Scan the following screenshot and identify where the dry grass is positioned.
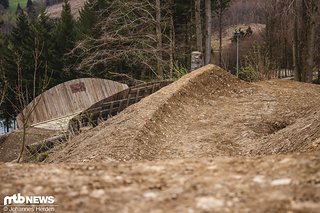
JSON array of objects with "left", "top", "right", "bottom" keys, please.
[{"left": 46, "top": 0, "right": 86, "bottom": 18}]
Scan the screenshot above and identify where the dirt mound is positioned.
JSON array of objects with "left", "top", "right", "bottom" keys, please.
[
  {"left": 0, "top": 128, "right": 57, "bottom": 162},
  {"left": 45, "top": 65, "right": 320, "bottom": 163},
  {"left": 2, "top": 65, "right": 320, "bottom": 212},
  {"left": 45, "top": 65, "right": 245, "bottom": 162}
]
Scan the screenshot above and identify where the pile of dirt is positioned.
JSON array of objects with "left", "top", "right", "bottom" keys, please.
[
  {"left": 45, "top": 65, "right": 320, "bottom": 163},
  {"left": 0, "top": 128, "right": 57, "bottom": 162},
  {"left": 44, "top": 65, "right": 245, "bottom": 162},
  {"left": 1, "top": 64, "right": 320, "bottom": 212}
]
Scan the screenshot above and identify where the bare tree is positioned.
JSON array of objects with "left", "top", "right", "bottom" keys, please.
[
  {"left": 0, "top": 80, "right": 6, "bottom": 108},
  {"left": 0, "top": 64, "right": 6, "bottom": 108},
  {"left": 214, "top": 0, "right": 231, "bottom": 67},
  {"left": 169, "top": 2, "right": 175, "bottom": 78},
  {"left": 8, "top": 38, "right": 51, "bottom": 163},
  {"left": 301, "top": 0, "right": 318, "bottom": 82},
  {"left": 204, "top": 0, "right": 212, "bottom": 65},
  {"left": 293, "top": 0, "right": 318, "bottom": 82},
  {"left": 0, "top": 38, "right": 6, "bottom": 108},
  {"left": 195, "top": 0, "right": 203, "bottom": 53},
  {"left": 293, "top": 0, "right": 301, "bottom": 81},
  {"left": 73, "top": 0, "right": 172, "bottom": 79},
  {"left": 156, "top": 0, "right": 163, "bottom": 79}
]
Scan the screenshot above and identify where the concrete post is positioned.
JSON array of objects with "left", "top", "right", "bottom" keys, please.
[{"left": 191, "top": 51, "right": 204, "bottom": 71}]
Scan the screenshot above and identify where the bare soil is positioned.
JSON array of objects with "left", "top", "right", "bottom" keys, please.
[
  {"left": 0, "top": 128, "right": 57, "bottom": 162},
  {"left": 0, "top": 65, "right": 320, "bottom": 212}
]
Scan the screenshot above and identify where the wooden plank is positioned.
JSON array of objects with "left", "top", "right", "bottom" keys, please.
[{"left": 16, "top": 78, "right": 128, "bottom": 128}]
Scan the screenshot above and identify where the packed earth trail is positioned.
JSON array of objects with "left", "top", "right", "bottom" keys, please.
[{"left": 1, "top": 65, "right": 320, "bottom": 212}]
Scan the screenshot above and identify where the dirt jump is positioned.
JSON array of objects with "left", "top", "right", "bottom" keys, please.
[{"left": 1, "top": 65, "right": 319, "bottom": 212}]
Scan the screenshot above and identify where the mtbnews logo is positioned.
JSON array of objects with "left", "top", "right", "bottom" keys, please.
[
  {"left": 4, "top": 193, "right": 55, "bottom": 205},
  {"left": 2, "top": 194, "right": 56, "bottom": 212}
]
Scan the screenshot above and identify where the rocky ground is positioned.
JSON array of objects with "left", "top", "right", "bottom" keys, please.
[{"left": 0, "top": 65, "right": 319, "bottom": 212}]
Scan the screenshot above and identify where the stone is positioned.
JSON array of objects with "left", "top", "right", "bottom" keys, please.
[
  {"left": 271, "top": 178, "right": 292, "bottom": 186},
  {"left": 196, "top": 197, "right": 224, "bottom": 210},
  {"left": 90, "top": 189, "right": 105, "bottom": 198},
  {"left": 143, "top": 191, "right": 158, "bottom": 199},
  {"left": 253, "top": 175, "right": 265, "bottom": 184}
]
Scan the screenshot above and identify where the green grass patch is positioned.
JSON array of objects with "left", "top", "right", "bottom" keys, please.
[{"left": 8, "top": 0, "right": 28, "bottom": 12}]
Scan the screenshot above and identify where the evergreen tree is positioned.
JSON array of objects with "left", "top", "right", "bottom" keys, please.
[
  {"left": 4, "top": 12, "right": 33, "bottom": 112},
  {"left": 76, "top": 0, "right": 96, "bottom": 38},
  {"left": 0, "top": 12, "right": 34, "bottom": 125},
  {"left": 10, "top": 11, "right": 33, "bottom": 56},
  {"left": 26, "top": 0, "right": 33, "bottom": 8},
  {"left": 54, "top": 0, "right": 76, "bottom": 78},
  {"left": 0, "top": 0, "right": 9, "bottom": 9},
  {"left": 31, "top": 12, "right": 63, "bottom": 86},
  {"left": 56, "top": 0, "right": 75, "bottom": 52},
  {"left": 16, "top": 3, "right": 23, "bottom": 15},
  {"left": 26, "top": 0, "right": 35, "bottom": 15},
  {"left": 1, "top": 11, "right": 59, "bottom": 127},
  {"left": 77, "top": 0, "right": 110, "bottom": 39}
]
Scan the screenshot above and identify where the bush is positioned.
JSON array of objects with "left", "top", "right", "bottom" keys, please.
[{"left": 239, "top": 42, "right": 271, "bottom": 82}]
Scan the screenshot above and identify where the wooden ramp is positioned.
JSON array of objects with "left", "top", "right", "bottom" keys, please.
[
  {"left": 68, "top": 80, "right": 173, "bottom": 134},
  {"left": 16, "top": 78, "right": 128, "bottom": 130}
]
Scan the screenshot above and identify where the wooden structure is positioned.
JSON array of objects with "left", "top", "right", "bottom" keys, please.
[
  {"left": 68, "top": 80, "right": 173, "bottom": 133},
  {"left": 16, "top": 78, "right": 128, "bottom": 129}
]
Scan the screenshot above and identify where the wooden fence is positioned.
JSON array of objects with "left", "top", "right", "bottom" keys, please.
[
  {"left": 16, "top": 78, "right": 128, "bottom": 128},
  {"left": 68, "top": 80, "right": 173, "bottom": 133}
]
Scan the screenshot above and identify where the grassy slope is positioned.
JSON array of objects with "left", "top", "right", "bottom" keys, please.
[{"left": 8, "top": 0, "right": 28, "bottom": 12}]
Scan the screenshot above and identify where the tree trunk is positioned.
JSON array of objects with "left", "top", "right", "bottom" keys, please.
[
  {"left": 169, "top": 7, "right": 175, "bottom": 78},
  {"left": 300, "top": 0, "right": 308, "bottom": 82},
  {"left": 195, "top": 0, "right": 203, "bottom": 53},
  {"left": 204, "top": 0, "right": 212, "bottom": 65},
  {"left": 17, "top": 118, "right": 26, "bottom": 163},
  {"left": 305, "top": 0, "right": 317, "bottom": 82},
  {"left": 300, "top": 0, "right": 316, "bottom": 82},
  {"left": 293, "top": 0, "right": 301, "bottom": 81},
  {"left": 156, "top": 0, "right": 163, "bottom": 79},
  {"left": 219, "top": 6, "right": 223, "bottom": 67}
]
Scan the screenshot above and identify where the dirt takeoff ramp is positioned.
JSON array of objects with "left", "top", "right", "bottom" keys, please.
[
  {"left": 46, "top": 64, "right": 320, "bottom": 163},
  {"left": 45, "top": 64, "right": 246, "bottom": 162},
  {"left": 1, "top": 64, "right": 320, "bottom": 212}
]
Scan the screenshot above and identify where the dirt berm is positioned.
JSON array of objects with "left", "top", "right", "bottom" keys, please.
[
  {"left": 1, "top": 65, "right": 320, "bottom": 212},
  {"left": 45, "top": 64, "right": 320, "bottom": 163}
]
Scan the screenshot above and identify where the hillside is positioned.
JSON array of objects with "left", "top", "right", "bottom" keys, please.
[
  {"left": 8, "top": 0, "right": 27, "bottom": 12},
  {"left": 46, "top": 0, "right": 85, "bottom": 17},
  {"left": 1, "top": 65, "right": 319, "bottom": 212},
  {"left": 211, "top": 23, "right": 266, "bottom": 50}
]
